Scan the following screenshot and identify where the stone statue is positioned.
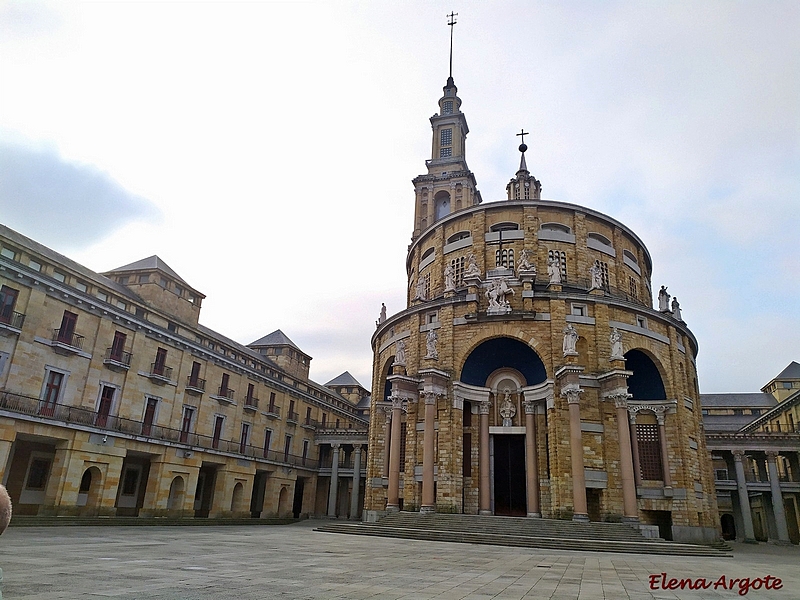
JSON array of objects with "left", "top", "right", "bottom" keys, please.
[
  {"left": 486, "top": 277, "right": 514, "bottom": 310},
  {"left": 589, "top": 262, "right": 603, "bottom": 291},
  {"left": 499, "top": 390, "right": 517, "bottom": 427},
  {"left": 671, "top": 297, "right": 683, "bottom": 321},
  {"left": 562, "top": 323, "right": 579, "bottom": 356},
  {"left": 610, "top": 327, "right": 624, "bottom": 360},
  {"left": 658, "top": 286, "right": 670, "bottom": 312},
  {"left": 414, "top": 277, "right": 427, "bottom": 302},
  {"left": 464, "top": 253, "right": 481, "bottom": 278},
  {"left": 425, "top": 329, "right": 438, "bottom": 360},
  {"left": 376, "top": 302, "right": 387, "bottom": 327},
  {"left": 516, "top": 248, "right": 535, "bottom": 274},
  {"left": 394, "top": 339, "right": 406, "bottom": 366},
  {"left": 444, "top": 263, "right": 456, "bottom": 292},
  {"left": 547, "top": 257, "right": 562, "bottom": 285}
]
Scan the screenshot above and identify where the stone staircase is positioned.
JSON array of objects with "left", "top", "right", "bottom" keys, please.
[{"left": 315, "top": 512, "right": 731, "bottom": 557}]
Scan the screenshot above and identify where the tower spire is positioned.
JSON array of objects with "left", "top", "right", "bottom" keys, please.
[
  {"left": 506, "top": 128, "right": 541, "bottom": 201},
  {"left": 447, "top": 11, "right": 458, "bottom": 84}
]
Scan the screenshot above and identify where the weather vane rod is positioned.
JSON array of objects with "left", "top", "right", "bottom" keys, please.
[{"left": 447, "top": 11, "right": 458, "bottom": 80}]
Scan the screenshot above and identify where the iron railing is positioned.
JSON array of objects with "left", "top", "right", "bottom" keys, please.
[
  {"left": 149, "top": 362, "right": 173, "bottom": 379},
  {"left": 0, "top": 311, "right": 25, "bottom": 329},
  {"left": 104, "top": 347, "right": 132, "bottom": 366},
  {"left": 0, "top": 390, "right": 318, "bottom": 469},
  {"left": 52, "top": 328, "right": 84, "bottom": 349},
  {"left": 186, "top": 376, "right": 206, "bottom": 392}
]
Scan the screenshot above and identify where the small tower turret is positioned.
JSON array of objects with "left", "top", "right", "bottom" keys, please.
[{"left": 506, "top": 129, "right": 541, "bottom": 201}]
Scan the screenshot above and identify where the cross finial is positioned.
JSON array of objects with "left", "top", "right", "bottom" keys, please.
[
  {"left": 447, "top": 12, "right": 458, "bottom": 80},
  {"left": 517, "top": 129, "right": 529, "bottom": 153}
]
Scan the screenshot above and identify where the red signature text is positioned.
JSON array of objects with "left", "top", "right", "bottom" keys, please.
[{"left": 649, "top": 573, "right": 783, "bottom": 596}]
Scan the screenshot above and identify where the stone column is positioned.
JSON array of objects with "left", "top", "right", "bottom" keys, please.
[
  {"left": 382, "top": 407, "right": 391, "bottom": 478},
  {"left": 386, "top": 395, "right": 404, "bottom": 511},
  {"left": 733, "top": 450, "right": 756, "bottom": 542},
  {"left": 766, "top": 451, "right": 791, "bottom": 544},
  {"left": 612, "top": 394, "right": 638, "bottom": 522},
  {"left": 327, "top": 443, "right": 341, "bottom": 518},
  {"left": 563, "top": 383, "right": 588, "bottom": 522},
  {"left": 628, "top": 413, "right": 642, "bottom": 488},
  {"left": 350, "top": 445, "right": 363, "bottom": 521},
  {"left": 655, "top": 410, "right": 672, "bottom": 489},
  {"left": 421, "top": 392, "right": 437, "bottom": 514},
  {"left": 523, "top": 399, "right": 540, "bottom": 517},
  {"left": 478, "top": 399, "right": 492, "bottom": 515}
]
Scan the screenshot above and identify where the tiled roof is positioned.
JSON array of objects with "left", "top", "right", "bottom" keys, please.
[
  {"left": 107, "top": 255, "right": 191, "bottom": 287},
  {"left": 325, "top": 371, "right": 365, "bottom": 388},
  {"left": 248, "top": 329, "right": 303, "bottom": 352},
  {"left": 699, "top": 393, "right": 777, "bottom": 408},
  {"left": 773, "top": 361, "right": 800, "bottom": 381}
]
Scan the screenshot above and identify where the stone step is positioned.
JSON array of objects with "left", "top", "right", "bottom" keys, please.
[
  {"left": 9, "top": 516, "right": 297, "bottom": 527},
  {"left": 314, "top": 522, "right": 731, "bottom": 557}
]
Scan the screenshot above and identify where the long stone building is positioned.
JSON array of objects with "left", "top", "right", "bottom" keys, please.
[
  {"left": 364, "top": 72, "right": 720, "bottom": 544},
  {"left": 0, "top": 224, "right": 368, "bottom": 519}
]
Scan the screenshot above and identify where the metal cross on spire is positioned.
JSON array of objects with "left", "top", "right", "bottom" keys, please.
[
  {"left": 517, "top": 129, "right": 529, "bottom": 152},
  {"left": 447, "top": 11, "right": 458, "bottom": 80}
]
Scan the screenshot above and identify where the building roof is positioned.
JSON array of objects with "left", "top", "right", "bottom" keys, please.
[
  {"left": 773, "top": 361, "right": 800, "bottom": 381},
  {"left": 107, "top": 255, "right": 191, "bottom": 287},
  {"left": 739, "top": 388, "right": 800, "bottom": 433},
  {"left": 325, "top": 371, "right": 365, "bottom": 388},
  {"left": 248, "top": 329, "right": 308, "bottom": 355},
  {"left": 699, "top": 393, "right": 777, "bottom": 409}
]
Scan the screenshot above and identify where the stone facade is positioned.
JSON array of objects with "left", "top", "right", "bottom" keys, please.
[
  {"left": 364, "top": 74, "right": 720, "bottom": 543},
  {"left": 0, "top": 224, "right": 367, "bottom": 520}
]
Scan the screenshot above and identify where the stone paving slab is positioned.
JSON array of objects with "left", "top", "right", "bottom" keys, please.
[{"left": 0, "top": 520, "right": 798, "bottom": 599}]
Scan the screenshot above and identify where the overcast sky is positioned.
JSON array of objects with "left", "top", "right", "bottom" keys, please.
[{"left": 1, "top": 0, "right": 798, "bottom": 394}]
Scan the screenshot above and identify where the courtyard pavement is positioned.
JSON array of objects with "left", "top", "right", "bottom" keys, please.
[{"left": 0, "top": 520, "right": 798, "bottom": 600}]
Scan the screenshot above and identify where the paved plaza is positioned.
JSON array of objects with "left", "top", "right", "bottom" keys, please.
[{"left": 0, "top": 520, "right": 798, "bottom": 599}]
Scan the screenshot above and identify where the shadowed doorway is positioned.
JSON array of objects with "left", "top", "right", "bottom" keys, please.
[{"left": 493, "top": 434, "right": 526, "bottom": 516}]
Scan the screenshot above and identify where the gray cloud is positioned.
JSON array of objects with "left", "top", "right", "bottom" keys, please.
[{"left": 0, "top": 141, "right": 161, "bottom": 249}]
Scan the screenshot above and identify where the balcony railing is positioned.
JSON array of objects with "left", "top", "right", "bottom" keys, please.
[
  {"left": 286, "top": 411, "right": 299, "bottom": 424},
  {"left": 212, "top": 386, "right": 235, "bottom": 404},
  {"left": 52, "top": 328, "right": 84, "bottom": 350},
  {"left": 0, "top": 390, "right": 319, "bottom": 469},
  {"left": 103, "top": 347, "right": 132, "bottom": 368},
  {"left": 266, "top": 404, "right": 281, "bottom": 418},
  {"left": 244, "top": 395, "right": 259, "bottom": 410},
  {"left": 302, "top": 417, "right": 319, "bottom": 430},
  {"left": 0, "top": 311, "right": 25, "bottom": 330},
  {"left": 185, "top": 376, "right": 206, "bottom": 394},
  {"left": 148, "top": 362, "right": 173, "bottom": 382}
]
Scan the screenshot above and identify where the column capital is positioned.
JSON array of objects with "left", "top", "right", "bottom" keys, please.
[
  {"left": 353, "top": 444, "right": 363, "bottom": 454},
  {"left": 522, "top": 399, "right": 538, "bottom": 415},
  {"left": 766, "top": 450, "right": 779, "bottom": 461},
  {"left": 422, "top": 391, "right": 439, "bottom": 405},
  {"left": 732, "top": 449, "right": 747, "bottom": 461},
  {"left": 477, "top": 399, "right": 492, "bottom": 415},
  {"left": 331, "top": 442, "right": 341, "bottom": 450},
  {"left": 560, "top": 382, "right": 583, "bottom": 405},
  {"left": 603, "top": 386, "right": 632, "bottom": 408}
]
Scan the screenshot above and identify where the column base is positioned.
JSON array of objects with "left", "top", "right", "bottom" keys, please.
[
  {"left": 386, "top": 504, "right": 400, "bottom": 513},
  {"left": 768, "top": 539, "right": 792, "bottom": 546},
  {"left": 741, "top": 538, "right": 758, "bottom": 544},
  {"left": 327, "top": 514, "right": 337, "bottom": 519},
  {"left": 572, "top": 513, "right": 590, "bottom": 523},
  {"left": 621, "top": 515, "right": 640, "bottom": 525},
  {"left": 479, "top": 509, "right": 493, "bottom": 516},
  {"left": 527, "top": 512, "right": 542, "bottom": 518},
  {"left": 420, "top": 505, "right": 436, "bottom": 515}
]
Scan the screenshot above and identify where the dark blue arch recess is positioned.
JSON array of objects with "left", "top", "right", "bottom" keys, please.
[
  {"left": 460, "top": 337, "right": 547, "bottom": 387},
  {"left": 624, "top": 349, "right": 667, "bottom": 400}
]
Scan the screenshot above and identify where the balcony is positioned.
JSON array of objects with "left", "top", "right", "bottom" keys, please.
[
  {"left": 302, "top": 418, "right": 319, "bottom": 431},
  {"left": 51, "top": 328, "right": 84, "bottom": 355},
  {"left": 103, "top": 347, "right": 132, "bottom": 370},
  {"left": 265, "top": 404, "right": 281, "bottom": 419},
  {"left": 0, "top": 311, "right": 25, "bottom": 333},
  {"left": 185, "top": 376, "right": 206, "bottom": 396},
  {"left": 286, "top": 411, "right": 299, "bottom": 425},
  {"left": 243, "top": 395, "right": 259, "bottom": 412},
  {"left": 147, "top": 362, "right": 173, "bottom": 385},
  {"left": 0, "top": 390, "right": 319, "bottom": 469},
  {"left": 211, "top": 386, "right": 235, "bottom": 405}
]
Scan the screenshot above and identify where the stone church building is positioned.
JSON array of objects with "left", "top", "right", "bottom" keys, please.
[{"left": 364, "top": 72, "right": 720, "bottom": 544}]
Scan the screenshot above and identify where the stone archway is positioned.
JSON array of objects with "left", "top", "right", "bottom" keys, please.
[
  {"left": 278, "top": 486, "right": 290, "bottom": 517},
  {"left": 624, "top": 349, "right": 667, "bottom": 400},
  {"left": 78, "top": 466, "right": 103, "bottom": 516},
  {"left": 167, "top": 476, "right": 185, "bottom": 513},
  {"left": 460, "top": 337, "right": 547, "bottom": 388},
  {"left": 231, "top": 482, "right": 244, "bottom": 514}
]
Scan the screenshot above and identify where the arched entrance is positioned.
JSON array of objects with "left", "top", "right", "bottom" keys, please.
[
  {"left": 167, "top": 476, "right": 185, "bottom": 513},
  {"left": 77, "top": 466, "right": 103, "bottom": 516},
  {"left": 460, "top": 337, "right": 548, "bottom": 516}
]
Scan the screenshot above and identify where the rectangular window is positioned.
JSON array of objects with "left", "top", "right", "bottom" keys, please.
[
  {"left": 142, "top": 397, "right": 158, "bottom": 436},
  {"left": 220, "top": 373, "right": 230, "bottom": 396},
  {"left": 110, "top": 331, "right": 127, "bottom": 361},
  {"left": 321, "top": 413, "right": 327, "bottom": 427},
  {"left": 283, "top": 435, "right": 292, "bottom": 462},
  {"left": 180, "top": 406, "right": 194, "bottom": 443},
  {"left": 41, "top": 370, "right": 64, "bottom": 415},
  {"left": 97, "top": 291, "right": 108, "bottom": 302},
  {"left": 212, "top": 415, "right": 224, "bottom": 449},
  {"left": 28, "top": 259, "right": 41, "bottom": 272},
  {"left": 153, "top": 347, "right": 167, "bottom": 376},
  {"left": 441, "top": 128, "right": 452, "bottom": 146},
  {"left": 189, "top": 361, "right": 202, "bottom": 387},
  {"left": 440, "top": 147, "right": 452, "bottom": 158},
  {"left": 58, "top": 310, "right": 78, "bottom": 343},
  {"left": 268, "top": 392, "right": 276, "bottom": 413},
  {"left": 288, "top": 399, "right": 295, "bottom": 420},
  {"left": 246, "top": 383, "right": 255, "bottom": 403},
  {"left": 463, "top": 432, "right": 472, "bottom": 477},
  {"left": 138, "top": 274, "right": 149, "bottom": 284},
  {"left": 263, "top": 429, "right": 272, "bottom": 458},
  {"left": 26, "top": 457, "right": 51, "bottom": 490},
  {"left": 594, "top": 259, "right": 609, "bottom": 289},
  {"left": 0, "top": 247, "right": 17, "bottom": 260},
  {"left": 637, "top": 424, "right": 664, "bottom": 480},
  {"left": 442, "top": 100, "right": 453, "bottom": 115},
  {"left": 302, "top": 440, "right": 309, "bottom": 465},
  {"left": 239, "top": 423, "right": 250, "bottom": 454},
  {"left": 96, "top": 385, "right": 115, "bottom": 427},
  {"left": 629, "top": 276, "right": 639, "bottom": 300},
  {"left": 53, "top": 270, "right": 66, "bottom": 282},
  {"left": 121, "top": 468, "right": 139, "bottom": 496},
  {"left": 571, "top": 304, "right": 586, "bottom": 317},
  {"left": 75, "top": 281, "right": 88, "bottom": 293},
  {"left": 0, "top": 285, "right": 19, "bottom": 324},
  {"left": 305, "top": 406, "right": 312, "bottom": 425},
  {"left": 450, "top": 256, "right": 465, "bottom": 287},
  {"left": 548, "top": 249, "right": 567, "bottom": 279}
]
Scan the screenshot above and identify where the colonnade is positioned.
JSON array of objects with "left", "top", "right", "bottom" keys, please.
[{"left": 324, "top": 442, "right": 365, "bottom": 519}]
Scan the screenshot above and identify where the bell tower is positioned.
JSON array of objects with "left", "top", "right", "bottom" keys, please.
[{"left": 411, "top": 13, "right": 481, "bottom": 241}]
